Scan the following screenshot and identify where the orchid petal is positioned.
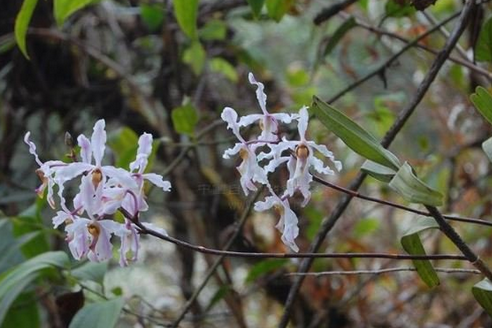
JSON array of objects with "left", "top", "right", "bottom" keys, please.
[
  {"left": 238, "top": 114, "right": 263, "bottom": 127},
  {"left": 91, "top": 119, "right": 106, "bottom": 167},
  {"left": 297, "top": 106, "right": 309, "bottom": 141},
  {"left": 24, "top": 132, "right": 42, "bottom": 167},
  {"left": 130, "top": 133, "right": 153, "bottom": 172},
  {"left": 248, "top": 73, "right": 268, "bottom": 114},
  {"left": 143, "top": 173, "right": 172, "bottom": 191},
  {"left": 77, "top": 134, "right": 92, "bottom": 164}
]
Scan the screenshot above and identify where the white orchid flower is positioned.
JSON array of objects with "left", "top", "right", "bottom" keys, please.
[
  {"left": 221, "top": 107, "right": 268, "bottom": 195},
  {"left": 238, "top": 73, "right": 293, "bottom": 142},
  {"left": 254, "top": 184, "right": 300, "bottom": 252}
]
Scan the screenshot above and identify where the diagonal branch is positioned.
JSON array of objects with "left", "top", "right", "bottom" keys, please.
[{"left": 278, "top": 2, "right": 477, "bottom": 327}]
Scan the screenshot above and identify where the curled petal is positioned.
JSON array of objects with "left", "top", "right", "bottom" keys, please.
[
  {"left": 248, "top": 73, "right": 268, "bottom": 115},
  {"left": 143, "top": 173, "right": 172, "bottom": 191},
  {"left": 24, "top": 132, "right": 42, "bottom": 167},
  {"left": 254, "top": 196, "right": 277, "bottom": 212},
  {"left": 308, "top": 142, "right": 342, "bottom": 171},
  {"left": 310, "top": 156, "right": 335, "bottom": 175},
  {"left": 221, "top": 107, "right": 243, "bottom": 141},
  {"left": 223, "top": 143, "right": 243, "bottom": 159}
]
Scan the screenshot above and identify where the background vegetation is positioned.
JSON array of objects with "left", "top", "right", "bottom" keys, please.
[{"left": 2, "top": 0, "right": 492, "bottom": 327}]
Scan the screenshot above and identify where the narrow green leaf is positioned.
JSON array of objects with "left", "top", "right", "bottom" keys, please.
[
  {"left": 173, "top": 0, "right": 198, "bottom": 39},
  {"left": 0, "top": 274, "right": 38, "bottom": 327},
  {"left": 401, "top": 217, "right": 440, "bottom": 288},
  {"left": 311, "top": 96, "right": 400, "bottom": 170},
  {"left": 361, "top": 160, "right": 397, "bottom": 183},
  {"left": 475, "top": 16, "right": 492, "bottom": 62},
  {"left": 265, "top": 0, "right": 291, "bottom": 22},
  {"left": 54, "top": 0, "right": 101, "bottom": 27},
  {"left": 140, "top": 4, "right": 165, "bottom": 32},
  {"left": 183, "top": 41, "right": 206, "bottom": 76},
  {"left": 245, "top": 259, "right": 288, "bottom": 283},
  {"left": 247, "top": 0, "right": 265, "bottom": 18},
  {"left": 482, "top": 137, "right": 492, "bottom": 163},
  {"left": 171, "top": 101, "right": 199, "bottom": 136},
  {"left": 209, "top": 57, "right": 238, "bottom": 82},
  {"left": 14, "top": 0, "right": 38, "bottom": 59},
  {"left": 389, "top": 162, "right": 443, "bottom": 206},
  {"left": 323, "top": 17, "right": 357, "bottom": 57},
  {"left": 70, "top": 261, "right": 108, "bottom": 286},
  {"left": 69, "top": 297, "right": 124, "bottom": 328},
  {"left": 473, "top": 279, "right": 492, "bottom": 317},
  {"left": 470, "top": 86, "right": 492, "bottom": 126}
]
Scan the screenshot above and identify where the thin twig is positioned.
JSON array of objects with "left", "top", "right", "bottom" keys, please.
[
  {"left": 131, "top": 219, "right": 467, "bottom": 261},
  {"left": 285, "top": 267, "right": 480, "bottom": 276},
  {"left": 325, "top": 10, "right": 461, "bottom": 104},
  {"left": 339, "top": 12, "right": 492, "bottom": 80},
  {"left": 278, "top": 3, "right": 476, "bottom": 327},
  {"left": 425, "top": 205, "right": 492, "bottom": 280},
  {"left": 312, "top": 175, "right": 492, "bottom": 227},
  {"left": 170, "top": 188, "right": 262, "bottom": 327}
]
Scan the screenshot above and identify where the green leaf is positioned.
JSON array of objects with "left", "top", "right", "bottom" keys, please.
[
  {"left": 140, "top": 4, "right": 165, "bottom": 32},
  {"left": 470, "top": 86, "right": 492, "bottom": 125},
  {"left": 400, "top": 217, "right": 440, "bottom": 288},
  {"left": 245, "top": 259, "right": 288, "bottom": 283},
  {"left": 70, "top": 261, "right": 108, "bottom": 286},
  {"left": 69, "top": 297, "right": 124, "bottom": 328},
  {"left": 199, "top": 20, "right": 227, "bottom": 41},
  {"left": 286, "top": 68, "right": 309, "bottom": 87},
  {"left": 171, "top": 101, "right": 199, "bottom": 136},
  {"left": 209, "top": 57, "right": 238, "bottom": 82},
  {"left": 323, "top": 17, "right": 356, "bottom": 57},
  {"left": 173, "top": 0, "right": 198, "bottom": 40},
  {"left": 389, "top": 162, "right": 443, "bottom": 206},
  {"left": 107, "top": 127, "right": 139, "bottom": 169},
  {"left": 247, "top": 0, "right": 265, "bottom": 17},
  {"left": 361, "top": 160, "right": 397, "bottom": 183},
  {"left": 54, "top": 0, "right": 101, "bottom": 27},
  {"left": 14, "top": 0, "right": 38, "bottom": 59},
  {"left": 385, "top": 0, "right": 416, "bottom": 17},
  {"left": 475, "top": 16, "right": 492, "bottom": 62},
  {"left": 473, "top": 279, "right": 492, "bottom": 317},
  {"left": 311, "top": 96, "right": 400, "bottom": 170},
  {"left": 353, "top": 218, "right": 380, "bottom": 238},
  {"left": 0, "top": 251, "right": 69, "bottom": 325},
  {"left": 0, "top": 231, "right": 40, "bottom": 273},
  {"left": 13, "top": 202, "right": 50, "bottom": 259},
  {"left": 2, "top": 291, "right": 40, "bottom": 328},
  {"left": 183, "top": 41, "right": 206, "bottom": 76},
  {"left": 265, "top": 0, "right": 291, "bottom": 22}
]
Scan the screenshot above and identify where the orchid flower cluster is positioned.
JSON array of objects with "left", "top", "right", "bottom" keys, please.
[
  {"left": 25, "top": 120, "right": 170, "bottom": 266},
  {"left": 222, "top": 73, "right": 342, "bottom": 252}
]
